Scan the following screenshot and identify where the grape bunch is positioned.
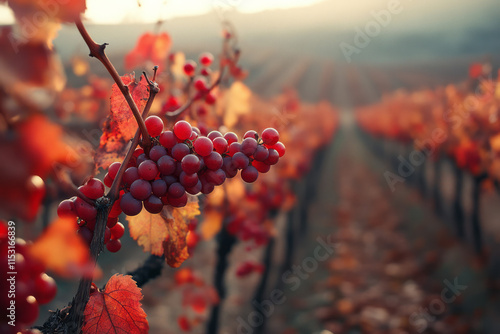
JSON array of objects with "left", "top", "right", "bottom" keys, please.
[
  {"left": 0, "top": 223, "right": 57, "bottom": 333},
  {"left": 57, "top": 178, "right": 125, "bottom": 253},
  {"left": 104, "top": 116, "right": 285, "bottom": 217}
]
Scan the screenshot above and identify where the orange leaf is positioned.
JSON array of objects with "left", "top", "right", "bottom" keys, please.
[
  {"left": 29, "top": 217, "right": 92, "bottom": 278},
  {"left": 95, "top": 74, "right": 149, "bottom": 171},
  {"left": 124, "top": 32, "right": 172, "bottom": 72},
  {"left": 128, "top": 197, "right": 200, "bottom": 268},
  {"left": 82, "top": 274, "right": 148, "bottom": 334}
]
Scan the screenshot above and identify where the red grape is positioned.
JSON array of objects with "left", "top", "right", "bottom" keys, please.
[
  {"left": 138, "top": 160, "right": 158, "bottom": 180},
  {"left": 106, "top": 239, "right": 122, "bottom": 253},
  {"left": 57, "top": 199, "right": 77, "bottom": 219},
  {"left": 158, "top": 155, "right": 176, "bottom": 175},
  {"left": 159, "top": 130, "right": 177, "bottom": 149},
  {"left": 130, "top": 179, "right": 152, "bottom": 200},
  {"left": 181, "top": 154, "right": 201, "bottom": 174},
  {"left": 193, "top": 137, "right": 213, "bottom": 156},
  {"left": 183, "top": 60, "right": 196, "bottom": 76},
  {"left": 144, "top": 195, "right": 163, "bottom": 214},
  {"left": 108, "top": 162, "right": 122, "bottom": 179},
  {"left": 199, "top": 52, "right": 213, "bottom": 66},
  {"left": 173, "top": 120, "right": 192, "bottom": 140},
  {"left": 120, "top": 193, "right": 143, "bottom": 216},
  {"left": 110, "top": 222, "right": 125, "bottom": 239},
  {"left": 261, "top": 128, "right": 279, "bottom": 145},
  {"left": 241, "top": 166, "right": 258, "bottom": 183},
  {"left": 145, "top": 115, "right": 164, "bottom": 137}
]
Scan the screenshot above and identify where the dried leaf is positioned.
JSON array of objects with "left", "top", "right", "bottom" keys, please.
[{"left": 128, "top": 197, "right": 200, "bottom": 268}]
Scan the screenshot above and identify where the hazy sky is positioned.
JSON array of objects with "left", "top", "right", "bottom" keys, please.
[{"left": 0, "top": 0, "right": 325, "bottom": 24}]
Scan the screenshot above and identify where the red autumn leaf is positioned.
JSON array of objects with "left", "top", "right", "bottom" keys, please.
[
  {"left": 95, "top": 74, "right": 149, "bottom": 171},
  {"left": 0, "top": 115, "right": 82, "bottom": 221},
  {"left": 29, "top": 217, "right": 93, "bottom": 278},
  {"left": 82, "top": 274, "right": 149, "bottom": 334},
  {"left": 6, "top": 0, "right": 86, "bottom": 23},
  {"left": 128, "top": 196, "right": 200, "bottom": 268},
  {"left": 124, "top": 32, "right": 172, "bottom": 72}
]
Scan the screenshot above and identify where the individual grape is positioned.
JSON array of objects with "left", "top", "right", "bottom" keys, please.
[
  {"left": 106, "top": 239, "right": 122, "bottom": 253},
  {"left": 17, "top": 296, "right": 39, "bottom": 325},
  {"left": 174, "top": 161, "right": 183, "bottom": 177},
  {"left": 162, "top": 175, "right": 177, "bottom": 186},
  {"left": 204, "top": 152, "right": 223, "bottom": 170},
  {"left": 201, "top": 67, "right": 212, "bottom": 77},
  {"left": 243, "top": 130, "right": 258, "bottom": 140},
  {"left": 108, "top": 162, "right": 122, "bottom": 180},
  {"left": 212, "top": 137, "right": 228, "bottom": 154},
  {"left": 200, "top": 180, "right": 214, "bottom": 194},
  {"left": 138, "top": 160, "right": 159, "bottom": 180},
  {"left": 224, "top": 132, "right": 238, "bottom": 145},
  {"left": 241, "top": 165, "right": 258, "bottom": 183},
  {"left": 181, "top": 154, "right": 201, "bottom": 174},
  {"left": 173, "top": 120, "right": 193, "bottom": 140},
  {"left": 159, "top": 130, "right": 177, "bottom": 149},
  {"left": 265, "top": 149, "right": 279, "bottom": 165},
  {"left": 171, "top": 143, "right": 190, "bottom": 161},
  {"left": 123, "top": 167, "right": 140, "bottom": 186},
  {"left": 136, "top": 153, "right": 148, "bottom": 166},
  {"left": 261, "top": 127, "right": 279, "bottom": 145},
  {"left": 110, "top": 222, "right": 125, "bottom": 239},
  {"left": 189, "top": 129, "right": 199, "bottom": 141},
  {"left": 74, "top": 197, "right": 97, "bottom": 221},
  {"left": 193, "top": 77, "right": 207, "bottom": 91},
  {"left": 57, "top": 199, "right": 77, "bottom": 219},
  {"left": 168, "top": 192, "right": 188, "bottom": 207},
  {"left": 120, "top": 193, "right": 143, "bottom": 216},
  {"left": 231, "top": 152, "right": 249, "bottom": 169},
  {"left": 149, "top": 145, "right": 167, "bottom": 162},
  {"left": 157, "top": 155, "right": 176, "bottom": 175},
  {"left": 207, "top": 130, "right": 223, "bottom": 141},
  {"left": 252, "top": 160, "right": 271, "bottom": 173},
  {"left": 104, "top": 227, "right": 111, "bottom": 244},
  {"left": 253, "top": 145, "right": 269, "bottom": 161},
  {"left": 130, "top": 179, "right": 152, "bottom": 200},
  {"left": 193, "top": 136, "right": 213, "bottom": 156},
  {"left": 272, "top": 141, "right": 286, "bottom": 157},
  {"left": 107, "top": 216, "right": 119, "bottom": 228},
  {"left": 183, "top": 60, "right": 196, "bottom": 76},
  {"left": 205, "top": 169, "right": 226, "bottom": 186},
  {"left": 133, "top": 147, "right": 144, "bottom": 157},
  {"left": 222, "top": 157, "right": 238, "bottom": 178},
  {"left": 168, "top": 183, "right": 185, "bottom": 198},
  {"left": 108, "top": 197, "right": 122, "bottom": 218},
  {"left": 205, "top": 92, "right": 216, "bottom": 105},
  {"left": 144, "top": 195, "right": 163, "bottom": 214},
  {"left": 78, "top": 226, "right": 93, "bottom": 245},
  {"left": 199, "top": 52, "right": 213, "bottom": 66},
  {"left": 179, "top": 171, "right": 199, "bottom": 188},
  {"left": 192, "top": 126, "right": 201, "bottom": 136},
  {"left": 241, "top": 137, "right": 258, "bottom": 156},
  {"left": 145, "top": 115, "right": 164, "bottom": 137},
  {"left": 228, "top": 142, "right": 241, "bottom": 156},
  {"left": 103, "top": 173, "right": 113, "bottom": 187},
  {"left": 196, "top": 106, "right": 208, "bottom": 117},
  {"left": 152, "top": 179, "right": 167, "bottom": 197},
  {"left": 33, "top": 273, "right": 57, "bottom": 304},
  {"left": 79, "top": 178, "right": 105, "bottom": 200},
  {"left": 186, "top": 180, "right": 202, "bottom": 195}
]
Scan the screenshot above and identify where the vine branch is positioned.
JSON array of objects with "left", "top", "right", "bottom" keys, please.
[{"left": 75, "top": 16, "right": 152, "bottom": 149}]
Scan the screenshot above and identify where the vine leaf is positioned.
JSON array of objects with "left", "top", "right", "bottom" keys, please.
[
  {"left": 29, "top": 217, "right": 93, "bottom": 278},
  {"left": 95, "top": 74, "right": 149, "bottom": 171},
  {"left": 128, "top": 196, "right": 200, "bottom": 268},
  {"left": 124, "top": 32, "right": 172, "bottom": 72},
  {"left": 82, "top": 274, "right": 149, "bottom": 334}
]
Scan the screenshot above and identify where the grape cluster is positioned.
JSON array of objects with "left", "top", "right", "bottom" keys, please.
[
  {"left": 104, "top": 116, "right": 284, "bottom": 217},
  {"left": 0, "top": 224, "right": 57, "bottom": 333},
  {"left": 57, "top": 178, "right": 125, "bottom": 253}
]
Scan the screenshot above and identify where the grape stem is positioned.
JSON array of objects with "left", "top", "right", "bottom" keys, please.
[{"left": 75, "top": 17, "right": 152, "bottom": 149}]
